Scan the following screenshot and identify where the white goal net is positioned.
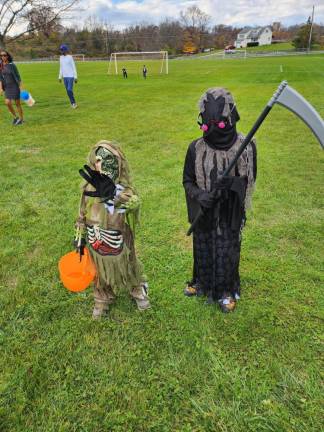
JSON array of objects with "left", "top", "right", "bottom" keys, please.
[
  {"left": 73, "top": 54, "right": 85, "bottom": 61},
  {"left": 108, "top": 51, "right": 169, "bottom": 75},
  {"left": 223, "top": 49, "right": 247, "bottom": 59}
]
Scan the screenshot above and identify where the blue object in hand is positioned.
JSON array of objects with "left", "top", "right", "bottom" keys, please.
[{"left": 20, "top": 90, "right": 29, "bottom": 101}]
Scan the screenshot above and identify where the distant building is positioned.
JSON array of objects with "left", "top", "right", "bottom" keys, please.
[
  {"left": 272, "top": 22, "right": 281, "bottom": 32},
  {"left": 235, "top": 26, "right": 272, "bottom": 48}
]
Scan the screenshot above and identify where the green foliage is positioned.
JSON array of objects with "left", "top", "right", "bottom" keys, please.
[
  {"left": 0, "top": 57, "right": 323, "bottom": 431},
  {"left": 292, "top": 23, "right": 317, "bottom": 49}
]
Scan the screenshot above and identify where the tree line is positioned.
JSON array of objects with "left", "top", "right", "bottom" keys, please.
[{"left": 1, "top": 2, "right": 323, "bottom": 59}]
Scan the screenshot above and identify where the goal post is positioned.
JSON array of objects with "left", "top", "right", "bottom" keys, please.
[
  {"left": 223, "top": 49, "right": 247, "bottom": 59},
  {"left": 73, "top": 54, "right": 85, "bottom": 61},
  {"left": 108, "top": 51, "right": 169, "bottom": 75}
]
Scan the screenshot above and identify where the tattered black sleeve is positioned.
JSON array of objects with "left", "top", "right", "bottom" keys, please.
[
  {"left": 183, "top": 140, "right": 202, "bottom": 222},
  {"left": 251, "top": 140, "right": 257, "bottom": 182}
]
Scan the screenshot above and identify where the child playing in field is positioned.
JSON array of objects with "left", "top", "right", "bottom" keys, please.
[
  {"left": 183, "top": 88, "right": 257, "bottom": 313},
  {"left": 75, "top": 140, "right": 150, "bottom": 319}
]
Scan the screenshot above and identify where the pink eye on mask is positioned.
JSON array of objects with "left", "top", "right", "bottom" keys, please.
[{"left": 200, "top": 124, "right": 209, "bottom": 132}]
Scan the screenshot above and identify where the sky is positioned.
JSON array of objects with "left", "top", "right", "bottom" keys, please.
[{"left": 73, "top": 0, "right": 324, "bottom": 29}]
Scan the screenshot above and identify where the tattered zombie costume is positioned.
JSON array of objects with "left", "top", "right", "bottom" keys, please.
[
  {"left": 76, "top": 140, "right": 150, "bottom": 318},
  {"left": 183, "top": 88, "right": 257, "bottom": 312}
]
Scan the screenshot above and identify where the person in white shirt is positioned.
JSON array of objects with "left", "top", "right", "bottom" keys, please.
[{"left": 58, "top": 44, "right": 78, "bottom": 108}]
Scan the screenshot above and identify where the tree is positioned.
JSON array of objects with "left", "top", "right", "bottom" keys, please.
[
  {"left": 213, "top": 24, "right": 240, "bottom": 48},
  {"left": 159, "top": 19, "right": 183, "bottom": 54},
  {"left": 292, "top": 21, "right": 317, "bottom": 50},
  {"left": 0, "top": 0, "right": 78, "bottom": 47},
  {"left": 180, "top": 5, "right": 211, "bottom": 51},
  {"left": 26, "top": 6, "right": 62, "bottom": 38},
  {"left": 182, "top": 31, "right": 198, "bottom": 54}
]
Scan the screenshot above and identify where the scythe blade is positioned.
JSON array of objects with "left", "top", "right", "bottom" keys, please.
[{"left": 275, "top": 84, "right": 324, "bottom": 149}]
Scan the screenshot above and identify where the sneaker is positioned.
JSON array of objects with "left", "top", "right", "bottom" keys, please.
[
  {"left": 135, "top": 296, "right": 151, "bottom": 311},
  {"left": 218, "top": 296, "right": 236, "bottom": 313},
  {"left": 14, "top": 119, "right": 23, "bottom": 126},
  {"left": 71, "top": 103, "right": 78, "bottom": 109},
  {"left": 12, "top": 117, "right": 18, "bottom": 125},
  {"left": 184, "top": 281, "right": 200, "bottom": 297},
  {"left": 92, "top": 302, "right": 109, "bottom": 320}
]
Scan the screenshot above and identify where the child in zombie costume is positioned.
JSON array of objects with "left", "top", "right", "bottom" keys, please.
[
  {"left": 75, "top": 140, "right": 150, "bottom": 318},
  {"left": 183, "top": 88, "right": 257, "bottom": 313}
]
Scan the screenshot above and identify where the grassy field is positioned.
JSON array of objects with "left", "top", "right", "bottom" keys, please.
[{"left": 0, "top": 56, "right": 323, "bottom": 432}]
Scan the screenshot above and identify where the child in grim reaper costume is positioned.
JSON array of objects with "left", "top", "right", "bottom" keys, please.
[
  {"left": 183, "top": 88, "right": 257, "bottom": 313},
  {"left": 75, "top": 140, "right": 150, "bottom": 318}
]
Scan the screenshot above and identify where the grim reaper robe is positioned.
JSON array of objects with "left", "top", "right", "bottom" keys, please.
[{"left": 183, "top": 88, "right": 257, "bottom": 303}]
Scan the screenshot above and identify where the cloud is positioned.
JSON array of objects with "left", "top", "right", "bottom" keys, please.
[{"left": 71, "top": 0, "right": 324, "bottom": 28}]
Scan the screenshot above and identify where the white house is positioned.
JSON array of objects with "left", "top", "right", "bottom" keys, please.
[{"left": 235, "top": 26, "right": 272, "bottom": 48}]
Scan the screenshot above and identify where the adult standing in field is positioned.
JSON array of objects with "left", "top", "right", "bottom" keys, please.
[
  {"left": 0, "top": 50, "right": 24, "bottom": 125},
  {"left": 183, "top": 88, "right": 257, "bottom": 313},
  {"left": 142, "top": 65, "right": 147, "bottom": 79},
  {"left": 58, "top": 44, "right": 78, "bottom": 108}
]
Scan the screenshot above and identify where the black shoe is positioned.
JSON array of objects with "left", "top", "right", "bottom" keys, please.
[
  {"left": 12, "top": 117, "right": 18, "bottom": 125},
  {"left": 14, "top": 119, "right": 23, "bottom": 126}
]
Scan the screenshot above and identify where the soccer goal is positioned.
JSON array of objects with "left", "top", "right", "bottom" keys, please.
[
  {"left": 73, "top": 54, "right": 85, "bottom": 61},
  {"left": 108, "top": 51, "right": 169, "bottom": 75},
  {"left": 223, "top": 49, "right": 247, "bottom": 59}
]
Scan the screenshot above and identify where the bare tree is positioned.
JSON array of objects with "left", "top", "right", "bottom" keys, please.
[
  {"left": 180, "top": 5, "right": 210, "bottom": 31},
  {"left": 26, "top": 6, "right": 61, "bottom": 38},
  {"left": 180, "top": 5, "right": 211, "bottom": 51},
  {"left": 0, "top": 0, "right": 78, "bottom": 47}
]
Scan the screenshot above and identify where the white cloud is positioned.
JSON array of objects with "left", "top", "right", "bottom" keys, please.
[{"left": 70, "top": 0, "right": 324, "bottom": 28}]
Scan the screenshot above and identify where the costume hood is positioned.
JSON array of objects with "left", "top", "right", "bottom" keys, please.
[{"left": 198, "top": 87, "right": 240, "bottom": 150}]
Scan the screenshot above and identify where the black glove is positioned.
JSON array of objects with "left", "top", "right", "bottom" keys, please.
[
  {"left": 213, "top": 175, "right": 233, "bottom": 191},
  {"left": 196, "top": 190, "right": 218, "bottom": 209},
  {"left": 79, "top": 165, "right": 116, "bottom": 202},
  {"left": 73, "top": 237, "right": 86, "bottom": 261}
]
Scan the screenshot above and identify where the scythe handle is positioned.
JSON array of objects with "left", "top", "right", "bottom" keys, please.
[{"left": 187, "top": 81, "right": 289, "bottom": 236}]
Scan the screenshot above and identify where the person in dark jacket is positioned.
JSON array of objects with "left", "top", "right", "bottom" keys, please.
[
  {"left": 0, "top": 50, "right": 24, "bottom": 125},
  {"left": 183, "top": 87, "right": 257, "bottom": 313}
]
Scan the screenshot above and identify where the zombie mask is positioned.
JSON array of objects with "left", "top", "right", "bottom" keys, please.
[{"left": 95, "top": 146, "right": 119, "bottom": 181}]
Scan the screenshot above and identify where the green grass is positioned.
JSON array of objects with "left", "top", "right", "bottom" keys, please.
[
  {"left": 0, "top": 56, "right": 323, "bottom": 432},
  {"left": 245, "top": 42, "right": 295, "bottom": 52}
]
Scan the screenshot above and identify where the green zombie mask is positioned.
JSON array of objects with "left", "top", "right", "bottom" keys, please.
[{"left": 95, "top": 146, "right": 119, "bottom": 181}]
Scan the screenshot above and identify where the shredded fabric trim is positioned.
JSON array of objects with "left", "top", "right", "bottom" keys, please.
[{"left": 194, "top": 134, "right": 256, "bottom": 210}]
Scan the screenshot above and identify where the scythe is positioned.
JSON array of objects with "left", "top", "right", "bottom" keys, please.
[{"left": 187, "top": 80, "right": 324, "bottom": 236}]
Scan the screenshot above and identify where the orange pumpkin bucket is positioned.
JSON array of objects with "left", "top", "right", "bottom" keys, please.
[{"left": 58, "top": 247, "right": 96, "bottom": 292}]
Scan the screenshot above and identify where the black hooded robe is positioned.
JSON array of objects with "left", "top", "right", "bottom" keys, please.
[{"left": 183, "top": 136, "right": 257, "bottom": 301}]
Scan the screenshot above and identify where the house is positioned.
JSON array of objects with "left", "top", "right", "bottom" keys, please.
[{"left": 235, "top": 26, "right": 272, "bottom": 48}]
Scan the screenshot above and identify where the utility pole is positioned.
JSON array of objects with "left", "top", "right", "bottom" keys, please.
[{"left": 307, "top": 5, "right": 315, "bottom": 53}]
